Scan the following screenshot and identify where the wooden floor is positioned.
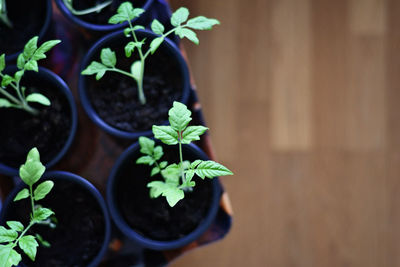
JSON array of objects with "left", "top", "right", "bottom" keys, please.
[{"left": 170, "top": 0, "right": 400, "bottom": 266}]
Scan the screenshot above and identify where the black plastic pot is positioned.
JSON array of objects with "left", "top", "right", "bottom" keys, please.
[
  {"left": 107, "top": 140, "right": 222, "bottom": 250},
  {"left": 1, "top": 0, "right": 52, "bottom": 62},
  {"left": 0, "top": 171, "right": 111, "bottom": 267},
  {"left": 79, "top": 29, "right": 190, "bottom": 139},
  {"left": 0, "top": 67, "right": 78, "bottom": 176},
  {"left": 54, "top": 0, "right": 154, "bottom": 33}
]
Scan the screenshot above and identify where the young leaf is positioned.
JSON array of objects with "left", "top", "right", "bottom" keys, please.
[
  {"left": 138, "top": 136, "right": 155, "bottom": 155},
  {"left": 14, "top": 70, "right": 24, "bottom": 83},
  {"left": 0, "top": 245, "right": 21, "bottom": 267},
  {"left": 190, "top": 160, "right": 202, "bottom": 169},
  {"left": 18, "top": 235, "right": 38, "bottom": 261},
  {"left": 161, "top": 164, "right": 180, "bottom": 182},
  {"left": 130, "top": 61, "right": 142, "bottom": 81},
  {"left": 81, "top": 61, "right": 108, "bottom": 80},
  {"left": 24, "top": 60, "right": 38, "bottom": 72},
  {"left": 0, "top": 226, "right": 17, "bottom": 242},
  {"left": 35, "top": 234, "right": 50, "bottom": 248},
  {"left": 186, "top": 16, "right": 220, "bottom": 30},
  {"left": 168, "top": 101, "right": 192, "bottom": 132},
  {"left": 147, "top": 181, "right": 167, "bottom": 198},
  {"left": 133, "top": 25, "right": 145, "bottom": 31},
  {"left": 16, "top": 54, "right": 25, "bottom": 69},
  {"left": 26, "top": 147, "right": 40, "bottom": 162},
  {"left": 151, "top": 19, "right": 164, "bottom": 35},
  {"left": 1, "top": 74, "right": 13, "bottom": 87},
  {"left": 6, "top": 221, "right": 24, "bottom": 232},
  {"left": 136, "top": 156, "right": 154, "bottom": 165},
  {"left": 33, "top": 207, "right": 54, "bottom": 221},
  {"left": 108, "top": 2, "right": 144, "bottom": 24},
  {"left": 181, "top": 125, "right": 208, "bottom": 144},
  {"left": 176, "top": 28, "right": 199, "bottom": 44},
  {"left": 19, "top": 148, "right": 45, "bottom": 186},
  {"left": 152, "top": 125, "right": 179, "bottom": 145},
  {"left": 26, "top": 93, "right": 51, "bottom": 106},
  {"left": 0, "top": 98, "right": 12, "bottom": 108},
  {"left": 14, "top": 188, "right": 29, "bottom": 201},
  {"left": 149, "top": 37, "right": 164, "bottom": 54},
  {"left": 0, "top": 54, "right": 5, "bottom": 72},
  {"left": 23, "top": 36, "right": 39, "bottom": 60},
  {"left": 150, "top": 166, "right": 160, "bottom": 176},
  {"left": 195, "top": 160, "right": 233, "bottom": 179},
  {"left": 183, "top": 169, "right": 195, "bottom": 183},
  {"left": 159, "top": 161, "right": 168, "bottom": 169},
  {"left": 163, "top": 186, "right": 184, "bottom": 207},
  {"left": 153, "top": 146, "right": 163, "bottom": 160},
  {"left": 32, "top": 40, "right": 61, "bottom": 60},
  {"left": 171, "top": 7, "right": 189, "bottom": 26},
  {"left": 100, "top": 48, "right": 116, "bottom": 68},
  {"left": 33, "top": 180, "right": 54, "bottom": 201},
  {"left": 124, "top": 42, "right": 136, "bottom": 57}
]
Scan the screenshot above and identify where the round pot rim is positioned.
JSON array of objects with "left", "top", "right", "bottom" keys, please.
[
  {"left": 0, "top": 66, "right": 78, "bottom": 177},
  {"left": 54, "top": 0, "right": 154, "bottom": 32},
  {"left": 106, "top": 141, "right": 222, "bottom": 250},
  {"left": 5, "top": 0, "right": 53, "bottom": 62},
  {"left": 0, "top": 171, "right": 111, "bottom": 267},
  {"left": 78, "top": 29, "right": 191, "bottom": 140}
]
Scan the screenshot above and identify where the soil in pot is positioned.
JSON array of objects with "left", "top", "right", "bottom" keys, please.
[
  {"left": 71, "top": 0, "right": 147, "bottom": 25},
  {"left": 3, "top": 179, "right": 106, "bottom": 267},
  {"left": 0, "top": 74, "right": 72, "bottom": 168},
  {"left": 0, "top": 0, "right": 48, "bottom": 56},
  {"left": 115, "top": 145, "right": 213, "bottom": 241},
  {"left": 85, "top": 36, "right": 183, "bottom": 132}
]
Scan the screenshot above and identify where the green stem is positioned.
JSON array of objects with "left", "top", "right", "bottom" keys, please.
[
  {"left": 178, "top": 132, "right": 185, "bottom": 184},
  {"left": 11, "top": 221, "right": 35, "bottom": 248},
  {"left": 29, "top": 185, "right": 35, "bottom": 218},
  {"left": 63, "top": 0, "right": 112, "bottom": 16},
  {"left": 0, "top": 0, "right": 12, "bottom": 28}
]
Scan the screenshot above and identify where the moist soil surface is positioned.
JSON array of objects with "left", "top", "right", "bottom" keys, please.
[
  {"left": 3, "top": 179, "right": 106, "bottom": 267},
  {"left": 72, "top": 0, "right": 147, "bottom": 25},
  {"left": 85, "top": 35, "right": 183, "bottom": 132},
  {"left": 0, "top": 73, "right": 72, "bottom": 168},
  {"left": 0, "top": 0, "right": 47, "bottom": 56},
  {"left": 115, "top": 144, "right": 214, "bottom": 241}
]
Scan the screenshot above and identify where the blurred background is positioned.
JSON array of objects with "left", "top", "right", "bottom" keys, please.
[{"left": 170, "top": 0, "right": 399, "bottom": 266}]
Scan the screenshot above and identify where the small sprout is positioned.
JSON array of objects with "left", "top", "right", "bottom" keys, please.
[
  {"left": 0, "top": 0, "right": 12, "bottom": 28},
  {"left": 0, "top": 36, "right": 60, "bottom": 115},
  {"left": 63, "top": 0, "right": 112, "bottom": 16},
  {"left": 82, "top": 2, "right": 220, "bottom": 105},
  {"left": 0, "top": 148, "right": 56, "bottom": 267},
  {"left": 137, "top": 102, "right": 233, "bottom": 207}
]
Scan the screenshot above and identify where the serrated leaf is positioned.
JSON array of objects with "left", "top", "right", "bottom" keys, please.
[
  {"left": 16, "top": 54, "right": 25, "bottom": 69},
  {"left": 161, "top": 164, "right": 180, "bottom": 184},
  {"left": 6, "top": 221, "right": 24, "bottom": 232},
  {"left": 160, "top": 161, "right": 168, "bottom": 169},
  {"left": 125, "top": 42, "right": 135, "bottom": 57},
  {"left": 151, "top": 19, "right": 164, "bottom": 35},
  {"left": 171, "top": 7, "right": 189, "bottom": 26},
  {"left": 181, "top": 126, "right": 208, "bottom": 144},
  {"left": 0, "top": 98, "right": 12, "bottom": 108},
  {"left": 136, "top": 156, "right": 154, "bottom": 165},
  {"left": 163, "top": 186, "right": 184, "bottom": 207},
  {"left": 152, "top": 125, "right": 179, "bottom": 145},
  {"left": 19, "top": 148, "right": 45, "bottom": 186},
  {"left": 186, "top": 16, "right": 220, "bottom": 30},
  {"left": 108, "top": 2, "right": 144, "bottom": 24},
  {"left": 33, "top": 207, "right": 54, "bottom": 221},
  {"left": 24, "top": 60, "right": 38, "bottom": 72},
  {"left": 184, "top": 169, "right": 195, "bottom": 183},
  {"left": 153, "top": 146, "right": 163, "bottom": 161},
  {"left": 19, "top": 235, "right": 38, "bottom": 261},
  {"left": 0, "top": 226, "right": 17, "bottom": 242},
  {"left": 82, "top": 61, "right": 108, "bottom": 80},
  {"left": 14, "top": 70, "right": 24, "bottom": 83},
  {"left": 34, "top": 180, "right": 54, "bottom": 201},
  {"left": 195, "top": 160, "right": 233, "bottom": 179},
  {"left": 32, "top": 40, "right": 61, "bottom": 61},
  {"left": 151, "top": 166, "right": 160, "bottom": 176},
  {"left": 190, "top": 160, "right": 202, "bottom": 169},
  {"left": 26, "top": 93, "right": 51, "bottom": 106},
  {"left": 147, "top": 181, "right": 167, "bottom": 198},
  {"left": 176, "top": 28, "right": 199, "bottom": 44},
  {"left": 138, "top": 136, "right": 154, "bottom": 155},
  {"left": 100, "top": 48, "right": 116, "bottom": 68},
  {"left": 0, "top": 245, "right": 21, "bottom": 267},
  {"left": 130, "top": 60, "right": 142, "bottom": 81},
  {"left": 23, "top": 36, "right": 38, "bottom": 59},
  {"left": 168, "top": 101, "right": 192, "bottom": 132},
  {"left": 14, "top": 188, "right": 29, "bottom": 201},
  {"left": 1, "top": 74, "right": 13, "bottom": 87},
  {"left": 149, "top": 37, "right": 164, "bottom": 54},
  {"left": 0, "top": 54, "right": 5, "bottom": 72}
]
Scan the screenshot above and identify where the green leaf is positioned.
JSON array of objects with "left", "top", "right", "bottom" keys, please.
[
  {"left": 14, "top": 70, "right": 24, "bottom": 83},
  {"left": 108, "top": 2, "right": 144, "bottom": 24},
  {"left": 81, "top": 61, "right": 108, "bottom": 80},
  {"left": 149, "top": 37, "right": 164, "bottom": 54},
  {"left": 33, "top": 207, "right": 54, "bottom": 221},
  {"left": 0, "top": 245, "right": 21, "bottom": 267},
  {"left": 152, "top": 125, "right": 179, "bottom": 145},
  {"left": 147, "top": 181, "right": 167, "bottom": 198},
  {"left": 160, "top": 161, "right": 168, "bottom": 169},
  {"left": 163, "top": 186, "right": 184, "bottom": 207},
  {"left": 151, "top": 166, "right": 160, "bottom": 176},
  {"left": 133, "top": 25, "right": 145, "bottom": 31},
  {"left": 26, "top": 93, "right": 51, "bottom": 106},
  {"left": 16, "top": 54, "right": 25, "bottom": 69},
  {"left": 24, "top": 60, "right": 38, "bottom": 72},
  {"left": 195, "top": 160, "right": 233, "bottom": 179},
  {"left": 161, "top": 164, "right": 180, "bottom": 183},
  {"left": 153, "top": 146, "right": 163, "bottom": 161},
  {"left": 14, "top": 188, "right": 29, "bottom": 201},
  {"left": 32, "top": 40, "right": 61, "bottom": 61},
  {"left": 168, "top": 101, "right": 192, "bottom": 132},
  {"left": 6, "top": 221, "right": 24, "bottom": 232},
  {"left": 176, "top": 28, "right": 199, "bottom": 44},
  {"left": 151, "top": 19, "right": 164, "bottom": 35},
  {"left": 138, "top": 136, "right": 154, "bottom": 155},
  {"left": 18, "top": 235, "right": 38, "bottom": 261},
  {"left": 100, "top": 48, "right": 116, "bottom": 68},
  {"left": 0, "top": 54, "right": 5, "bottom": 72},
  {"left": 171, "top": 7, "right": 189, "bottom": 26},
  {"left": 34, "top": 180, "right": 54, "bottom": 201},
  {"left": 1, "top": 74, "right": 13, "bottom": 87},
  {"left": 19, "top": 148, "right": 45, "bottom": 186},
  {"left": 181, "top": 126, "right": 208, "bottom": 144},
  {"left": 125, "top": 42, "right": 135, "bottom": 57},
  {"left": 23, "top": 36, "right": 39, "bottom": 60},
  {"left": 35, "top": 234, "right": 50, "bottom": 248},
  {"left": 136, "top": 156, "right": 154, "bottom": 165},
  {"left": 0, "top": 226, "right": 17, "bottom": 242},
  {"left": 0, "top": 98, "right": 12, "bottom": 108},
  {"left": 190, "top": 160, "right": 202, "bottom": 169},
  {"left": 130, "top": 60, "right": 142, "bottom": 82},
  {"left": 186, "top": 16, "right": 220, "bottom": 30}
]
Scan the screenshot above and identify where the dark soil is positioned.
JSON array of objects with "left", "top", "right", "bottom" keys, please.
[
  {"left": 72, "top": 0, "right": 147, "bottom": 25},
  {"left": 115, "top": 144, "right": 213, "bottom": 241},
  {"left": 0, "top": 0, "right": 48, "bottom": 55},
  {"left": 0, "top": 73, "right": 72, "bottom": 168},
  {"left": 3, "top": 179, "right": 106, "bottom": 267},
  {"left": 85, "top": 34, "right": 183, "bottom": 132}
]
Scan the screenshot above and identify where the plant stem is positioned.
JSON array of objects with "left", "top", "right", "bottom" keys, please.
[
  {"left": 63, "top": 0, "right": 112, "bottom": 16},
  {"left": 29, "top": 185, "right": 35, "bottom": 218},
  {"left": 178, "top": 132, "right": 185, "bottom": 184},
  {"left": 11, "top": 221, "right": 35, "bottom": 248}
]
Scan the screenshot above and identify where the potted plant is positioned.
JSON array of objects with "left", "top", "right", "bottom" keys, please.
[
  {"left": 107, "top": 102, "right": 232, "bottom": 250},
  {"left": 0, "top": 36, "right": 78, "bottom": 176},
  {"left": 0, "top": 148, "right": 111, "bottom": 266},
  {"left": 54, "top": 0, "right": 154, "bottom": 33},
  {"left": 79, "top": 2, "right": 219, "bottom": 139},
  {"left": 0, "top": 0, "right": 52, "bottom": 62}
]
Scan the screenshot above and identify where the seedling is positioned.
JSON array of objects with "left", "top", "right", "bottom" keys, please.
[
  {"left": 82, "top": 2, "right": 220, "bottom": 105},
  {"left": 0, "top": 36, "right": 60, "bottom": 115},
  {"left": 0, "top": 148, "right": 56, "bottom": 267},
  {"left": 0, "top": 0, "right": 12, "bottom": 28},
  {"left": 63, "top": 0, "right": 112, "bottom": 16},
  {"left": 137, "top": 102, "right": 233, "bottom": 207}
]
